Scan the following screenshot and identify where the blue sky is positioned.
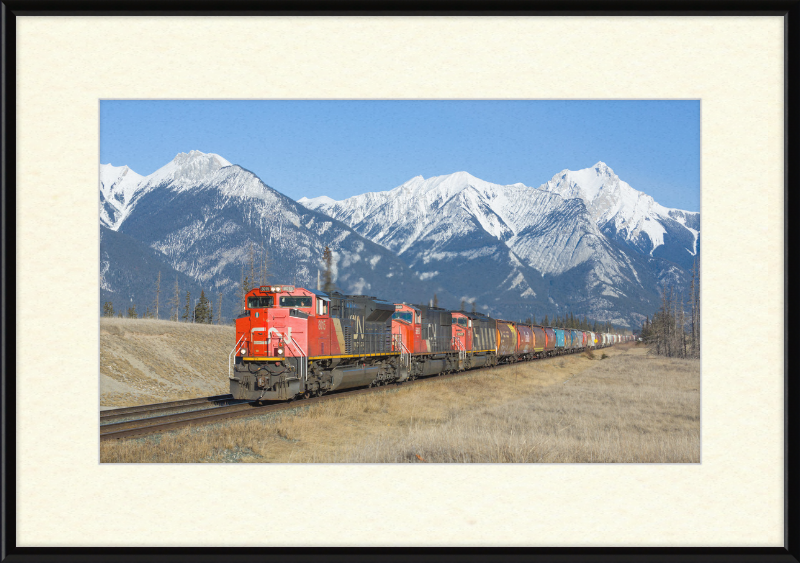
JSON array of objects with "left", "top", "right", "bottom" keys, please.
[{"left": 100, "top": 100, "right": 700, "bottom": 211}]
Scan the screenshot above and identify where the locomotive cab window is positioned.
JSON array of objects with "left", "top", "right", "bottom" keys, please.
[
  {"left": 391, "top": 311, "right": 413, "bottom": 324},
  {"left": 247, "top": 296, "right": 274, "bottom": 309},
  {"left": 279, "top": 296, "right": 312, "bottom": 308}
]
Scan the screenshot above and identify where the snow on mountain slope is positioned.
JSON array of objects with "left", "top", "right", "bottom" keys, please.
[
  {"left": 302, "top": 172, "right": 530, "bottom": 256},
  {"left": 539, "top": 162, "right": 700, "bottom": 268},
  {"left": 99, "top": 164, "right": 144, "bottom": 229},
  {"left": 137, "top": 150, "right": 233, "bottom": 193},
  {"left": 104, "top": 151, "right": 437, "bottom": 320},
  {"left": 99, "top": 150, "right": 233, "bottom": 230},
  {"left": 302, "top": 171, "right": 638, "bottom": 278},
  {"left": 300, "top": 170, "right": 676, "bottom": 326}
]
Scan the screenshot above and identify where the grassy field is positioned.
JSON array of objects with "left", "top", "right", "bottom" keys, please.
[
  {"left": 100, "top": 317, "right": 234, "bottom": 407},
  {"left": 100, "top": 324, "right": 700, "bottom": 463}
]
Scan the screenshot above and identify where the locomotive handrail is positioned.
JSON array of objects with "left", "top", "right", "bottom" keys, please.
[
  {"left": 228, "top": 333, "right": 246, "bottom": 380},
  {"left": 452, "top": 337, "right": 467, "bottom": 361},
  {"left": 400, "top": 341, "right": 411, "bottom": 368},
  {"left": 392, "top": 333, "right": 411, "bottom": 368},
  {"left": 286, "top": 336, "right": 308, "bottom": 389}
]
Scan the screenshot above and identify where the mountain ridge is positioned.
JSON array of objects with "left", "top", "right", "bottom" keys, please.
[{"left": 100, "top": 151, "right": 699, "bottom": 327}]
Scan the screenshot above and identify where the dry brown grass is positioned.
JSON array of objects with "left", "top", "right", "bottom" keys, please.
[
  {"left": 100, "top": 343, "right": 699, "bottom": 463},
  {"left": 100, "top": 317, "right": 234, "bottom": 407}
]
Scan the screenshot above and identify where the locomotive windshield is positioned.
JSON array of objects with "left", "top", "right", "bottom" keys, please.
[
  {"left": 391, "top": 311, "right": 413, "bottom": 324},
  {"left": 279, "top": 296, "right": 312, "bottom": 308},
  {"left": 247, "top": 296, "right": 273, "bottom": 308}
]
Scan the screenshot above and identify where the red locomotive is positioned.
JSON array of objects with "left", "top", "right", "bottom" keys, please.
[{"left": 230, "top": 286, "right": 403, "bottom": 401}]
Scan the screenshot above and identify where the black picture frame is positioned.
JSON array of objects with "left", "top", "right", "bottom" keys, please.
[{"left": 1, "top": 2, "right": 794, "bottom": 562}]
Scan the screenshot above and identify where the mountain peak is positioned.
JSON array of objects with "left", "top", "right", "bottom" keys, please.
[
  {"left": 172, "top": 150, "right": 232, "bottom": 169},
  {"left": 299, "top": 195, "right": 336, "bottom": 206},
  {"left": 140, "top": 150, "right": 234, "bottom": 190},
  {"left": 410, "top": 171, "right": 499, "bottom": 198},
  {"left": 592, "top": 161, "right": 612, "bottom": 173}
]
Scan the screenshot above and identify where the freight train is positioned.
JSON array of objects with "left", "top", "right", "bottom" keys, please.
[{"left": 229, "top": 285, "right": 634, "bottom": 401}]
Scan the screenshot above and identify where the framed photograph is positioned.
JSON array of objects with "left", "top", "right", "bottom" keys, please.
[{"left": 3, "top": 4, "right": 793, "bottom": 560}]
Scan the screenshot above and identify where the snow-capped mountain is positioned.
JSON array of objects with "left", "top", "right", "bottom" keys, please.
[
  {"left": 539, "top": 162, "right": 700, "bottom": 269},
  {"left": 300, "top": 168, "right": 699, "bottom": 327},
  {"left": 100, "top": 151, "right": 438, "bottom": 320},
  {"left": 99, "top": 164, "right": 145, "bottom": 229},
  {"left": 100, "top": 151, "right": 698, "bottom": 327},
  {"left": 99, "top": 151, "right": 234, "bottom": 230}
]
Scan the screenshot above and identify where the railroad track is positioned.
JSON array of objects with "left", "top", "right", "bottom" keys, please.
[
  {"left": 99, "top": 367, "right": 495, "bottom": 442},
  {"left": 100, "top": 394, "right": 243, "bottom": 423},
  {"left": 100, "top": 346, "right": 623, "bottom": 442}
]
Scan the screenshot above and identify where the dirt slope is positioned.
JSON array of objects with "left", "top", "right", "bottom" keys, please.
[{"left": 100, "top": 318, "right": 235, "bottom": 407}]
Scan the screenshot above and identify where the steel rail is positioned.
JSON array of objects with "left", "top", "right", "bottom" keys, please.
[
  {"left": 99, "top": 366, "right": 500, "bottom": 442},
  {"left": 100, "top": 401, "right": 259, "bottom": 436},
  {"left": 100, "top": 394, "right": 235, "bottom": 421}
]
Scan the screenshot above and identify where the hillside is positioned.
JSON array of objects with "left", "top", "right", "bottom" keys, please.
[{"left": 100, "top": 318, "right": 234, "bottom": 407}]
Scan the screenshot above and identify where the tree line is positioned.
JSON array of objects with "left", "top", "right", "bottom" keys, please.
[
  {"left": 102, "top": 242, "right": 272, "bottom": 324},
  {"left": 640, "top": 258, "right": 700, "bottom": 358},
  {"left": 102, "top": 285, "right": 221, "bottom": 324}
]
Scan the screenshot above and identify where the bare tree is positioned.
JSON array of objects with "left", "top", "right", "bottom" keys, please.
[
  {"left": 240, "top": 264, "right": 251, "bottom": 311},
  {"left": 154, "top": 271, "right": 161, "bottom": 320},
  {"left": 216, "top": 291, "right": 223, "bottom": 325},
  {"left": 259, "top": 244, "right": 272, "bottom": 287},
  {"left": 322, "top": 246, "right": 335, "bottom": 292},
  {"left": 167, "top": 275, "right": 180, "bottom": 322},
  {"left": 183, "top": 291, "right": 191, "bottom": 322},
  {"left": 691, "top": 257, "right": 700, "bottom": 358},
  {"left": 646, "top": 280, "right": 700, "bottom": 359},
  {"left": 249, "top": 243, "right": 255, "bottom": 290}
]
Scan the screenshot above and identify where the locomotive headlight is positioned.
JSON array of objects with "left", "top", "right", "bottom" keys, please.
[
  {"left": 277, "top": 347, "right": 284, "bottom": 355},
  {"left": 240, "top": 348, "right": 247, "bottom": 356}
]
